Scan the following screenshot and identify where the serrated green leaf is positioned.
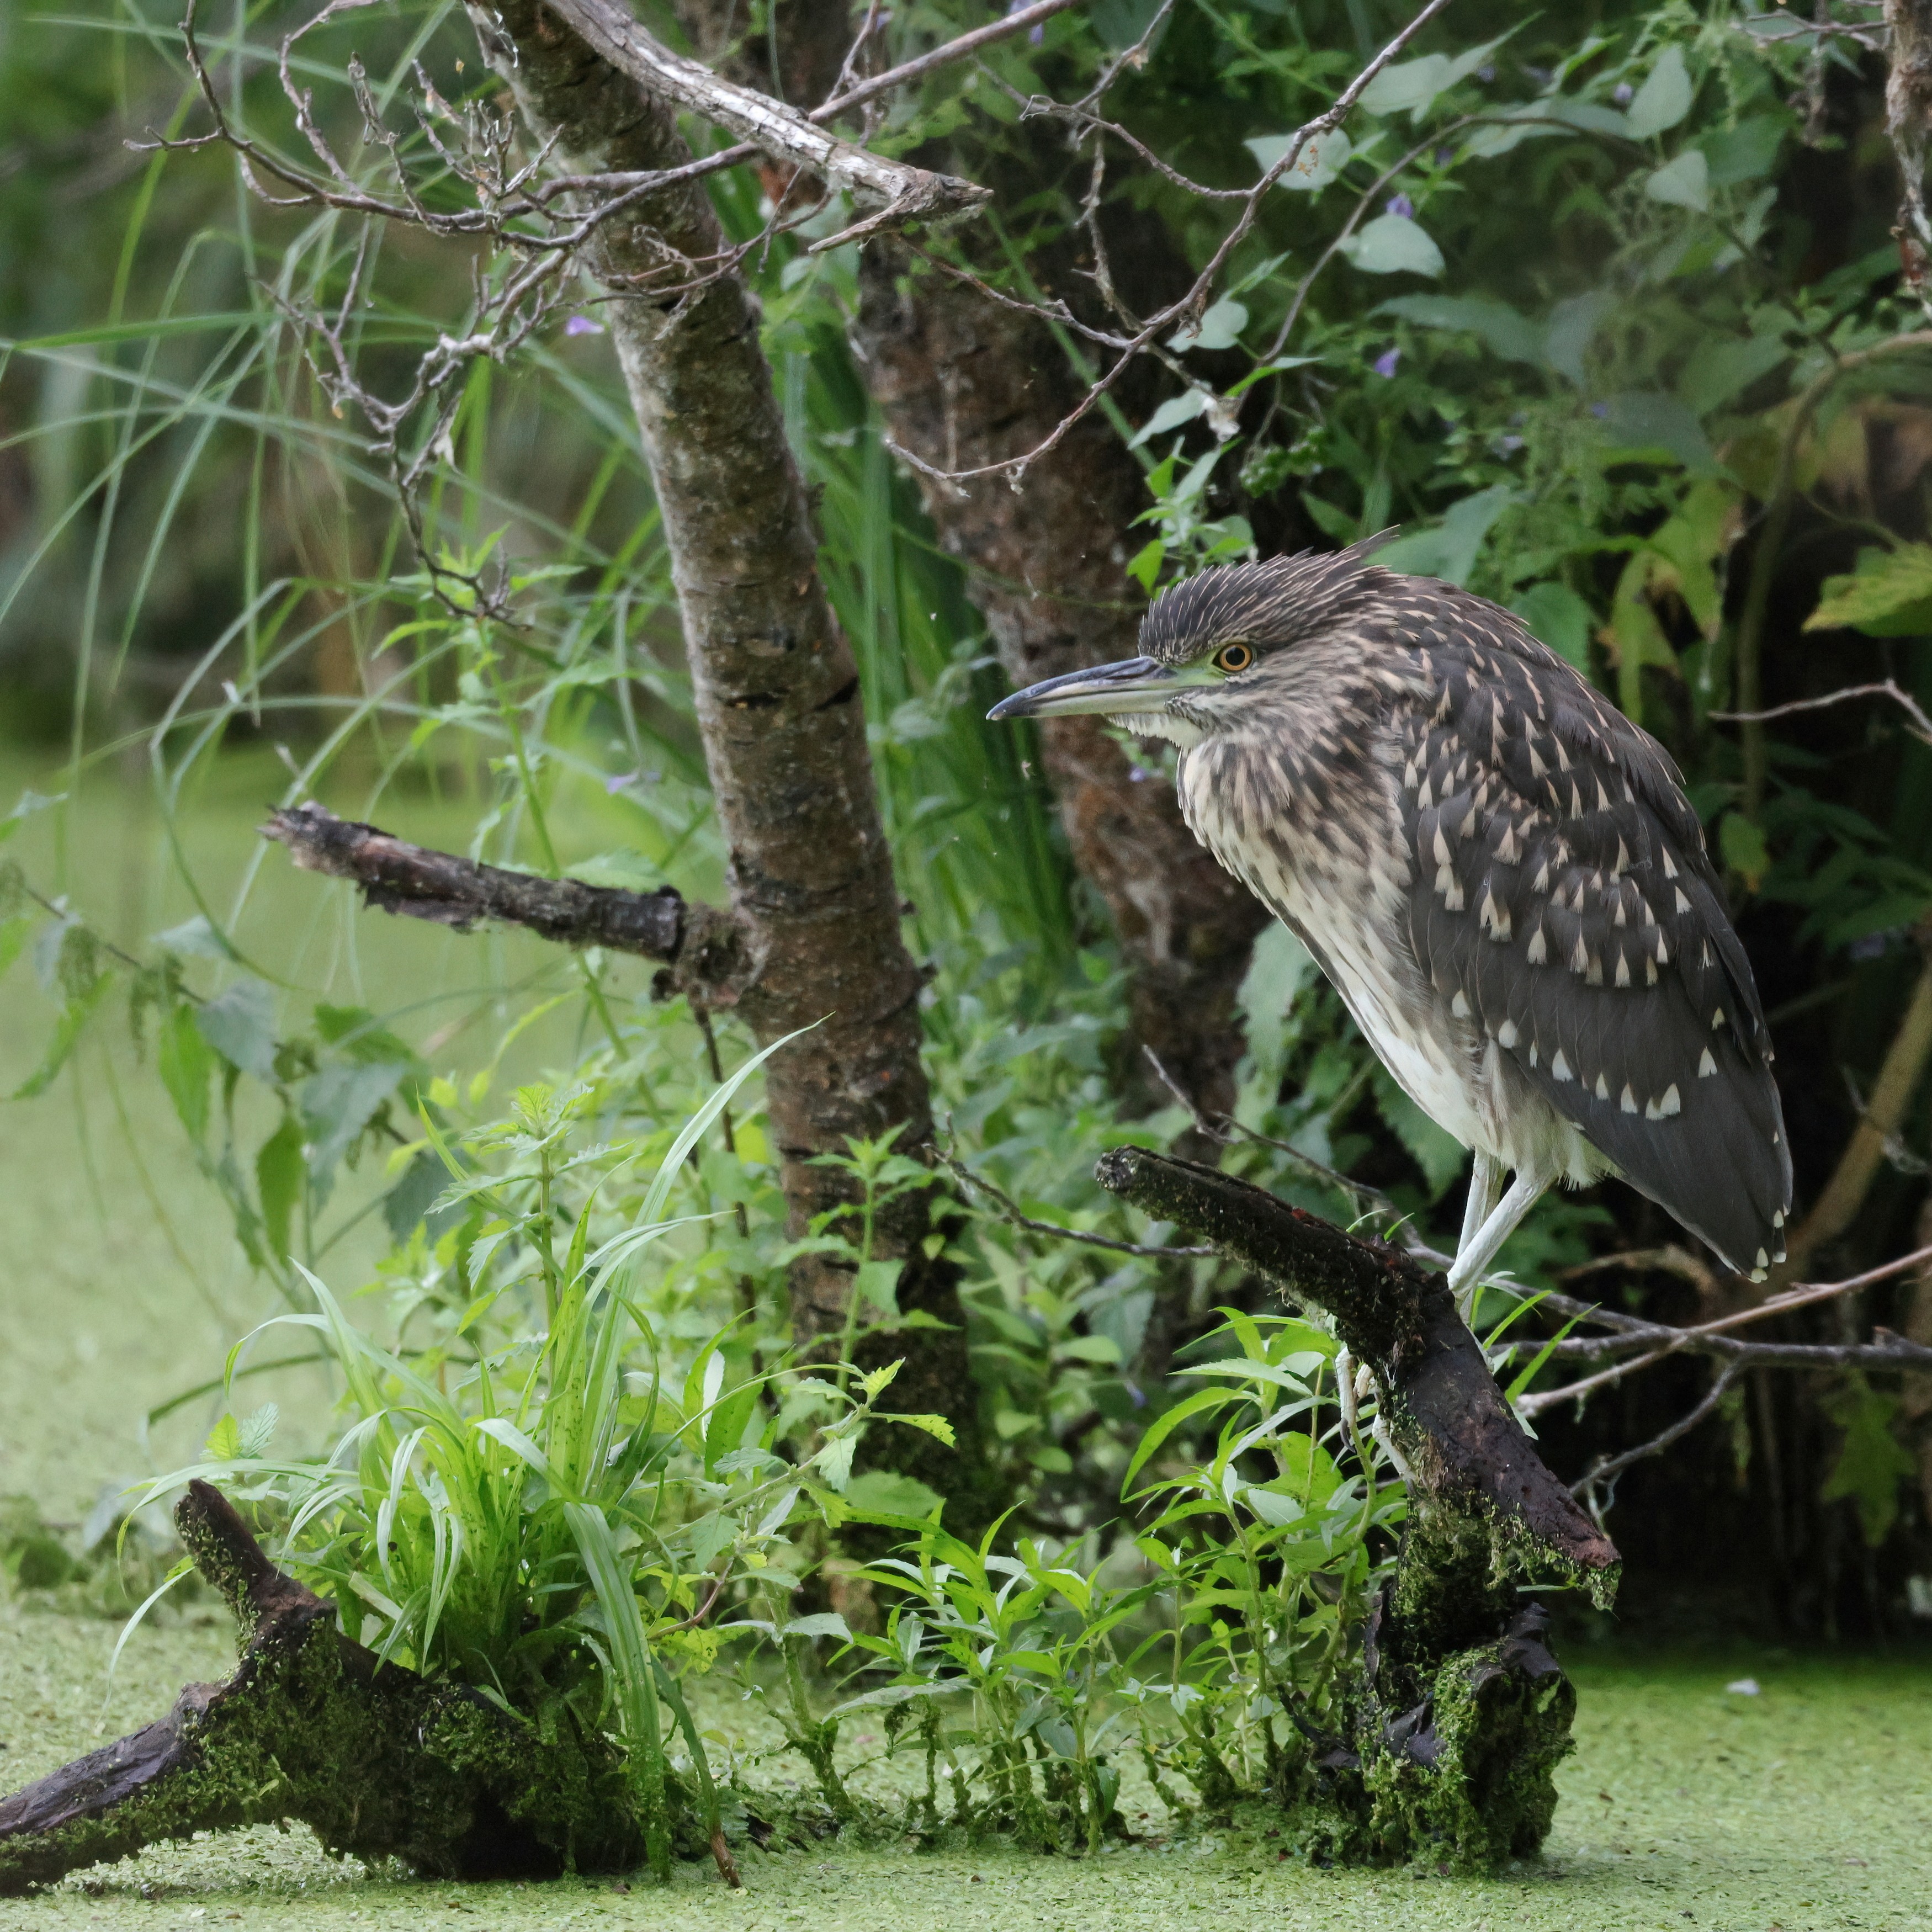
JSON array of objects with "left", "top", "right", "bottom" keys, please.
[
  {"left": 1805, "top": 544, "right": 1932, "bottom": 637},
  {"left": 195, "top": 977, "right": 278, "bottom": 1081}
]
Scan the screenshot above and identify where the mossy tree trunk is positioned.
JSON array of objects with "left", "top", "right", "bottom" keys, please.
[
  {"left": 1097, "top": 1147, "right": 1620, "bottom": 1872},
  {"left": 0, "top": 1483, "right": 649, "bottom": 1894}
]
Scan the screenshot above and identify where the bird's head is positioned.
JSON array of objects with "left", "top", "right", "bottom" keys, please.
[{"left": 985, "top": 541, "right": 1391, "bottom": 748}]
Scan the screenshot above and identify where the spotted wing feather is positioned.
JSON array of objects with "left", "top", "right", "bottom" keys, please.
[{"left": 1393, "top": 592, "right": 1792, "bottom": 1277}]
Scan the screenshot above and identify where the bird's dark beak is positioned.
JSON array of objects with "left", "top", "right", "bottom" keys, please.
[{"left": 986, "top": 655, "right": 1180, "bottom": 723}]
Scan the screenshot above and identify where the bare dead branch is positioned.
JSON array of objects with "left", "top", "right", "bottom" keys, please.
[
  {"left": 539, "top": 0, "right": 989, "bottom": 237},
  {"left": 1569, "top": 1365, "right": 1746, "bottom": 1511},
  {"left": 261, "top": 802, "right": 758, "bottom": 1008}
]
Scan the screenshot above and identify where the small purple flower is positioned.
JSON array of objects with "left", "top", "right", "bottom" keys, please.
[
  {"left": 1497, "top": 434, "right": 1525, "bottom": 453},
  {"left": 1372, "top": 347, "right": 1401, "bottom": 379},
  {"left": 605, "top": 772, "right": 634, "bottom": 794},
  {"left": 1029, "top": 21, "right": 1043, "bottom": 42},
  {"left": 1384, "top": 192, "right": 1415, "bottom": 220},
  {"left": 1612, "top": 81, "right": 1634, "bottom": 106},
  {"left": 1477, "top": 63, "right": 1494, "bottom": 83},
  {"left": 565, "top": 313, "right": 605, "bottom": 337},
  {"left": 1589, "top": 401, "right": 1610, "bottom": 419}
]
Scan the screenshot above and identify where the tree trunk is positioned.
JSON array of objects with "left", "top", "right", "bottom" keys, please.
[
  {"left": 671, "top": 0, "right": 1267, "bottom": 1136},
  {"left": 1096, "top": 1146, "right": 1619, "bottom": 1872},
  {"left": 851, "top": 269, "right": 1269, "bottom": 1128},
  {"left": 448, "top": 0, "right": 994, "bottom": 1521},
  {"left": 0, "top": 1483, "right": 644, "bottom": 1893}
]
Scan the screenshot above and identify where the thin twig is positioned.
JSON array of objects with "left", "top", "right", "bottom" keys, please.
[
  {"left": 1138, "top": 1046, "right": 1400, "bottom": 1221},
  {"left": 932, "top": 1145, "right": 1212, "bottom": 1259},
  {"left": 1712, "top": 677, "right": 1932, "bottom": 745},
  {"left": 1570, "top": 1364, "right": 1745, "bottom": 1511}
]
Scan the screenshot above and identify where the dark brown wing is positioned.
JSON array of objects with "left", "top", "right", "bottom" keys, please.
[{"left": 1391, "top": 585, "right": 1792, "bottom": 1277}]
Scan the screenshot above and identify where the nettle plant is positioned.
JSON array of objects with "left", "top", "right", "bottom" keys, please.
[
  {"left": 736, "top": 1311, "right": 1411, "bottom": 1854},
  {"left": 126, "top": 1042, "right": 968, "bottom": 1875}
]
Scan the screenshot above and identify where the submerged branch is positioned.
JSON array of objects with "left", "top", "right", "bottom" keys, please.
[{"left": 0, "top": 1482, "right": 642, "bottom": 1893}]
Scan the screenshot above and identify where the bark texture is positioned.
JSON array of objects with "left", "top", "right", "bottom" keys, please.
[
  {"left": 853, "top": 267, "right": 1271, "bottom": 1124},
  {"left": 449, "top": 0, "right": 994, "bottom": 1520},
  {"left": 1097, "top": 1145, "right": 1618, "bottom": 1871},
  {"left": 0, "top": 1483, "right": 639, "bottom": 1893},
  {"left": 672, "top": 0, "right": 1267, "bottom": 1135}
]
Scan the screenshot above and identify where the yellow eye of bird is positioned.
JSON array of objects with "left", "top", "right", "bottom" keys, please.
[{"left": 1214, "top": 643, "right": 1254, "bottom": 674}]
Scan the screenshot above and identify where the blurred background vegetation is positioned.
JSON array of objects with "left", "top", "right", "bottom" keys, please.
[{"left": 2, "top": 0, "right": 1931, "bottom": 1673}]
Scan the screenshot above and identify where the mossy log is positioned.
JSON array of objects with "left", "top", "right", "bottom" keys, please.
[
  {"left": 0, "top": 1482, "right": 643, "bottom": 1894},
  {"left": 1095, "top": 1146, "right": 1620, "bottom": 1873}
]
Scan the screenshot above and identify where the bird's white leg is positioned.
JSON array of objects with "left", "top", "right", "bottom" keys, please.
[
  {"left": 1334, "top": 1345, "right": 1357, "bottom": 1439},
  {"left": 1456, "top": 1151, "right": 1503, "bottom": 1271},
  {"left": 1446, "top": 1166, "right": 1549, "bottom": 1319}
]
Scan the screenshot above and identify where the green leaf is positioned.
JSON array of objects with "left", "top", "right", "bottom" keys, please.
[
  {"left": 1701, "top": 114, "right": 1787, "bottom": 187},
  {"left": 203, "top": 1414, "right": 241, "bottom": 1461},
  {"left": 1341, "top": 214, "right": 1445, "bottom": 279},
  {"left": 1543, "top": 291, "right": 1615, "bottom": 384},
  {"left": 1626, "top": 46, "right": 1694, "bottom": 139},
  {"left": 1820, "top": 1382, "right": 1917, "bottom": 1547},
  {"left": 0, "top": 915, "right": 31, "bottom": 987},
  {"left": 1511, "top": 582, "right": 1596, "bottom": 671},
  {"left": 256, "top": 1111, "right": 305, "bottom": 1267},
  {"left": 1599, "top": 392, "right": 1714, "bottom": 471},
  {"left": 1167, "top": 298, "right": 1248, "bottom": 353},
  {"left": 300, "top": 1061, "right": 406, "bottom": 1188},
  {"left": 195, "top": 977, "right": 279, "bottom": 1081},
  {"left": 1122, "top": 1387, "right": 1238, "bottom": 1489},
  {"left": 1644, "top": 150, "right": 1710, "bottom": 214},
  {"left": 881, "top": 1412, "right": 957, "bottom": 1446},
  {"left": 1718, "top": 813, "right": 1770, "bottom": 890},
  {"left": 1805, "top": 545, "right": 1932, "bottom": 637},
  {"left": 1130, "top": 389, "right": 1210, "bottom": 449},
  {"left": 779, "top": 1611, "right": 853, "bottom": 1642},
  {"left": 1677, "top": 334, "right": 1790, "bottom": 416},
  {"left": 858, "top": 1360, "right": 902, "bottom": 1402},
  {"left": 11, "top": 971, "right": 115, "bottom": 1101},
  {"left": 1374, "top": 484, "right": 1514, "bottom": 587},
  {"left": 152, "top": 915, "right": 235, "bottom": 960},
  {"left": 1378, "top": 294, "right": 1542, "bottom": 365},
  {"left": 1357, "top": 31, "right": 1516, "bottom": 122},
  {"left": 1247, "top": 127, "right": 1350, "bottom": 192},
  {"left": 854, "top": 1258, "right": 903, "bottom": 1315},
  {"left": 237, "top": 1403, "right": 280, "bottom": 1458}
]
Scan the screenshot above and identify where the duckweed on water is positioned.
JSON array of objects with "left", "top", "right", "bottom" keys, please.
[{"left": 1, "top": 1605, "right": 1927, "bottom": 1931}]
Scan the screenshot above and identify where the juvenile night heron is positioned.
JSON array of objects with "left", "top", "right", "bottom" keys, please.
[{"left": 989, "top": 539, "right": 1792, "bottom": 1299}]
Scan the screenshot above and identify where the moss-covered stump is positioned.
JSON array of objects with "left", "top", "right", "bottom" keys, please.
[
  {"left": 0, "top": 1482, "right": 640, "bottom": 1893},
  {"left": 1096, "top": 1147, "right": 1620, "bottom": 1875}
]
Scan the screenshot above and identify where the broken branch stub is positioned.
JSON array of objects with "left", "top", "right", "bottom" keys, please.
[
  {"left": 262, "top": 802, "right": 758, "bottom": 1010},
  {"left": 1095, "top": 1145, "right": 1619, "bottom": 1870},
  {"left": 0, "top": 1482, "right": 640, "bottom": 1893}
]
